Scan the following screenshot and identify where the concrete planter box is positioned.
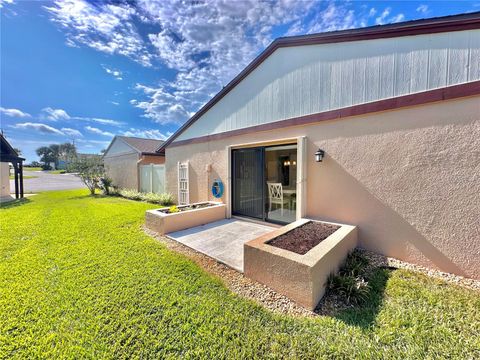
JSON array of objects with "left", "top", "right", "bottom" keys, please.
[
  {"left": 244, "top": 219, "right": 357, "bottom": 310},
  {"left": 145, "top": 202, "right": 226, "bottom": 235}
]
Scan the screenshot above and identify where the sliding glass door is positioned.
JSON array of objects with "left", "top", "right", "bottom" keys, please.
[
  {"left": 232, "top": 144, "right": 297, "bottom": 224},
  {"left": 231, "top": 148, "right": 264, "bottom": 219}
]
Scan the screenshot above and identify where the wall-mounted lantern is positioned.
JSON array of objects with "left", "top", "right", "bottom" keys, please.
[{"left": 315, "top": 149, "right": 325, "bottom": 162}]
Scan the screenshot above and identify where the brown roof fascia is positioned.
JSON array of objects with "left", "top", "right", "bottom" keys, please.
[{"left": 157, "top": 12, "right": 480, "bottom": 153}]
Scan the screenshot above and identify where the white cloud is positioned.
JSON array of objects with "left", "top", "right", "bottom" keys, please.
[
  {"left": 71, "top": 116, "right": 123, "bottom": 126},
  {"left": 122, "top": 128, "right": 170, "bottom": 140},
  {"left": 376, "top": 8, "right": 391, "bottom": 25},
  {"left": 110, "top": 101, "right": 120, "bottom": 106},
  {"left": 0, "top": 107, "right": 31, "bottom": 118},
  {"left": 368, "top": 8, "right": 377, "bottom": 17},
  {"left": 85, "top": 126, "right": 114, "bottom": 137},
  {"left": 12, "top": 122, "right": 64, "bottom": 135},
  {"left": 416, "top": 5, "right": 429, "bottom": 14},
  {"left": 41, "top": 107, "right": 70, "bottom": 121},
  {"left": 45, "top": 0, "right": 152, "bottom": 66},
  {"left": 132, "top": 1, "right": 373, "bottom": 125},
  {"left": 61, "top": 127, "right": 83, "bottom": 137},
  {"left": 102, "top": 65, "right": 123, "bottom": 80},
  {"left": 390, "top": 13, "right": 405, "bottom": 23},
  {"left": 375, "top": 7, "right": 404, "bottom": 25},
  {"left": 0, "top": 0, "right": 14, "bottom": 8}
]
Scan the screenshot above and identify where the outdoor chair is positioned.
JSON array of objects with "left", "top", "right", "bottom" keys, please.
[{"left": 267, "top": 182, "right": 290, "bottom": 216}]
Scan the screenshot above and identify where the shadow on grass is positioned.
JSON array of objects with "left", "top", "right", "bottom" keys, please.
[
  {"left": 0, "top": 197, "right": 32, "bottom": 209},
  {"left": 67, "top": 193, "right": 107, "bottom": 200},
  {"left": 329, "top": 267, "right": 392, "bottom": 329}
]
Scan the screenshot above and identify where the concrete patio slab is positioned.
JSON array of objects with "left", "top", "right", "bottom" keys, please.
[{"left": 167, "top": 219, "right": 275, "bottom": 272}]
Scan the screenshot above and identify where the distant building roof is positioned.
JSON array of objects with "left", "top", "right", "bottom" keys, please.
[
  {"left": 0, "top": 134, "right": 24, "bottom": 162},
  {"left": 105, "top": 136, "right": 164, "bottom": 156}
]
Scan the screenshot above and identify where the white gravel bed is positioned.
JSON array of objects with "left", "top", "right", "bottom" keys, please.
[{"left": 357, "top": 248, "right": 480, "bottom": 291}]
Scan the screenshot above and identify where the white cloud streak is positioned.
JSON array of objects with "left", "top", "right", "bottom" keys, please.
[
  {"left": 41, "top": 107, "right": 70, "bottom": 121},
  {"left": 102, "top": 65, "right": 123, "bottom": 80},
  {"left": 61, "top": 127, "right": 83, "bottom": 137},
  {"left": 0, "top": 107, "right": 31, "bottom": 118},
  {"left": 416, "top": 5, "right": 429, "bottom": 14},
  {"left": 12, "top": 122, "right": 65, "bottom": 135},
  {"left": 122, "top": 128, "right": 171, "bottom": 140},
  {"left": 85, "top": 126, "right": 114, "bottom": 137}
]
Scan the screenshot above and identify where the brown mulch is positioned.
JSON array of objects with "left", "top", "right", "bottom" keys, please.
[{"left": 268, "top": 221, "right": 340, "bottom": 255}]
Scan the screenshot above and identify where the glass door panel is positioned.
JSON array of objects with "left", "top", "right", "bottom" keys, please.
[
  {"left": 232, "top": 148, "right": 264, "bottom": 219},
  {"left": 265, "top": 144, "right": 297, "bottom": 224}
]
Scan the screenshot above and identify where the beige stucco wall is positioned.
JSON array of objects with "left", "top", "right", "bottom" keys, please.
[
  {"left": 104, "top": 153, "right": 140, "bottom": 190},
  {"left": 166, "top": 95, "right": 480, "bottom": 279},
  {"left": 0, "top": 162, "right": 10, "bottom": 197}
]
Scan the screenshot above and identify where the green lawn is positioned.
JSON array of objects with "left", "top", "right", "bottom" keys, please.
[
  {"left": 9, "top": 175, "right": 37, "bottom": 180},
  {"left": 48, "top": 169, "right": 67, "bottom": 174},
  {"left": 1, "top": 190, "right": 479, "bottom": 359},
  {"left": 23, "top": 167, "right": 42, "bottom": 171}
]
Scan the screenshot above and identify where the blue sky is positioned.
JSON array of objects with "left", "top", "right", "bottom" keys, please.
[{"left": 1, "top": 0, "right": 478, "bottom": 162}]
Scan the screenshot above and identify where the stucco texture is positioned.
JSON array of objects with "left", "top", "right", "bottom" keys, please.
[
  {"left": 165, "top": 96, "right": 480, "bottom": 279},
  {"left": 104, "top": 153, "right": 140, "bottom": 190}
]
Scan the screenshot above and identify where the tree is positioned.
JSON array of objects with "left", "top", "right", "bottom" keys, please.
[
  {"left": 13, "top": 148, "right": 22, "bottom": 156},
  {"left": 71, "top": 157, "right": 104, "bottom": 195},
  {"left": 36, "top": 146, "right": 55, "bottom": 168}
]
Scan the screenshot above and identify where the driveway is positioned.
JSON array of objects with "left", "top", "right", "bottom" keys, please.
[{"left": 10, "top": 170, "right": 85, "bottom": 193}]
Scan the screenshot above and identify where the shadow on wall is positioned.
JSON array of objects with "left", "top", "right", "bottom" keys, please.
[{"left": 309, "top": 156, "right": 466, "bottom": 277}]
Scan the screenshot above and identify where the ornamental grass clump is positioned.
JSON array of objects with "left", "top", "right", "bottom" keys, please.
[{"left": 327, "top": 250, "right": 371, "bottom": 305}]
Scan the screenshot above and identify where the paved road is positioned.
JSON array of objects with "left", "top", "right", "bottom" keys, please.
[{"left": 10, "top": 170, "right": 85, "bottom": 193}]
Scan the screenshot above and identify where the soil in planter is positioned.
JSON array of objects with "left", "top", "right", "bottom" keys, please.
[
  {"left": 268, "top": 221, "right": 340, "bottom": 255},
  {"left": 158, "top": 202, "right": 216, "bottom": 214}
]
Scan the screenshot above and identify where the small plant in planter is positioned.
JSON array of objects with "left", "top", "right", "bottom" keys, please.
[{"left": 168, "top": 205, "right": 180, "bottom": 213}]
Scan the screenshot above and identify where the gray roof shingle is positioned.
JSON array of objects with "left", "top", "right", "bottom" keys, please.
[{"left": 117, "top": 136, "right": 164, "bottom": 154}]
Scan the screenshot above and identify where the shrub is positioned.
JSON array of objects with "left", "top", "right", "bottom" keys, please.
[
  {"left": 119, "top": 189, "right": 142, "bottom": 201},
  {"left": 117, "top": 189, "right": 174, "bottom": 206},
  {"left": 72, "top": 157, "right": 104, "bottom": 195},
  {"left": 327, "top": 250, "right": 371, "bottom": 305},
  {"left": 99, "top": 177, "right": 114, "bottom": 195}
]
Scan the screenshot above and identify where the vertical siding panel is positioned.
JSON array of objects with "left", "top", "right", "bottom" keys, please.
[
  {"left": 428, "top": 34, "right": 448, "bottom": 89},
  {"left": 448, "top": 32, "right": 470, "bottom": 85},
  {"left": 330, "top": 61, "right": 342, "bottom": 109},
  {"left": 468, "top": 30, "right": 480, "bottom": 82},
  {"left": 352, "top": 57, "right": 366, "bottom": 105},
  {"left": 365, "top": 55, "right": 380, "bottom": 102},
  {"left": 394, "top": 39, "right": 412, "bottom": 97},
  {"left": 410, "top": 47, "right": 429, "bottom": 93},
  {"left": 379, "top": 52, "right": 395, "bottom": 99}
]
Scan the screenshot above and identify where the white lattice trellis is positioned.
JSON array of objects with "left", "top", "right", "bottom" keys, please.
[{"left": 177, "top": 161, "right": 189, "bottom": 205}]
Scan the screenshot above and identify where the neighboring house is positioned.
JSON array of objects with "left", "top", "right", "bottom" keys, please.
[
  {"left": 103, "top": 136, "right": 165, "bottom": 192},
  {"left": 157, "top": 13, "right": 480, "bottom": 279},
  {"left": 0, "top": 134, "right": 24, "bottom": 201}
]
